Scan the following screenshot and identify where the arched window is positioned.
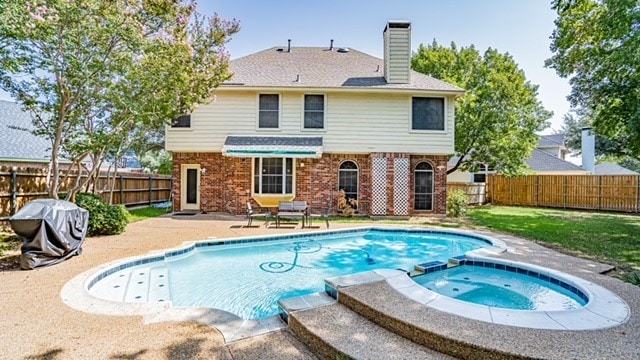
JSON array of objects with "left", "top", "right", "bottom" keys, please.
[
  {"left": 414, "top": 162, "right": 434, "bottom": 211},
  {"left": 338, "top": 161, "right": 359, "bottom": 207}
]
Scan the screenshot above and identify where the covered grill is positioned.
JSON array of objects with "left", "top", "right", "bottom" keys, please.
[{"left": 10, "top": 199, "right": 89, "bottom": 270}]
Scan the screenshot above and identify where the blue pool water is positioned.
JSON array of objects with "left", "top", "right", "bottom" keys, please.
[
  {"left": 413, "top": 265, "right": 587, "bottom": 311},
  {"left": 91, "top": 229, "right": 492, "bottom": 320}
]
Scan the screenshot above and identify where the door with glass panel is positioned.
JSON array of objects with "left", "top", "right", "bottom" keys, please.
[{"left": 181, "top": 164, "right": 200, "bottom": 210}]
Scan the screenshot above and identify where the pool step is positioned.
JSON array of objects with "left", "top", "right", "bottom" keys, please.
[
  {"left": 288, "top": 302, "right": 455, "bottom": 360},
  {"left": 408, "top": 269, "right": 424, "bottom": 277},
  {"left": 122, "top": 266, "right": 171, "bottom": 303}
]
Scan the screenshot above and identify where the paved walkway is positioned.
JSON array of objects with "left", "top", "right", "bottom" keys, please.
[
  {"left": 0, "top": 215, "right": 331, "bottom": 360},
  {"left": 0, "top": 215, "right": 637, "bottom": 359}
]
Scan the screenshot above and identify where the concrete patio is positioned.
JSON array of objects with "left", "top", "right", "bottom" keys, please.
[{"left": 0, "top": 214, "right": 638, "bottom": 359}]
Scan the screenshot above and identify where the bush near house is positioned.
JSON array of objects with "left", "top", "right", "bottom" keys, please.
[
  {"left": 446, "top": 190, "right": 469, "bottom": 217},
  {"left": 75, "top": 193, "right": 129, "bottom": 236}
]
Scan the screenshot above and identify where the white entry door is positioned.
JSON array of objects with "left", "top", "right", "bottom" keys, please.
[{"left": 181, "top": 164, "right": 200, "bottom": 210}]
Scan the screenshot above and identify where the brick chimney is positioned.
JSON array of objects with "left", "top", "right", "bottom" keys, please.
[{"left": 383, "top": 20, "right": 411, "bottom": 84}]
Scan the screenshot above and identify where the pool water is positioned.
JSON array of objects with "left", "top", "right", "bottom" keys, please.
[
  {"left": 91, "top": 229, "right": 491, "bottom": 319},
  {"left": 413, "top": 265, "right": 587, "bottom": 311}
]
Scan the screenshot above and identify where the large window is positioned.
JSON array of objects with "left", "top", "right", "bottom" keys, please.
[
  {"left": 253, "top": 158, "right": 293, "bottom": 194},
  {"left": 259, "top": 94, "right": 279, "bottom": 128},
  {"left": 412, "top": 97, "right": 444, "bottom": 131},
  {"left": 414, "top": 162, "right": 434, "bottom": 211},
  {"left": 304, "top": 94, "right": 325, "bottom": 129},
  {"left": 338, "top": 161, "right": 358, "bottom": 208}
]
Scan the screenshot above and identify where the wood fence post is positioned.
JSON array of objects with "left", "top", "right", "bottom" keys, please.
[
  {"left": 509, "top": 176, "right": 513, "bottom": 204},
  {"left": 148, "top": 176, "right": 153, "bottom": 206},
  {"left": 597, "top": 176, "right": 601, "bottom": 210},
  {"left": 119, "top": 175, "right": 124, "bottom": 206},
  {"left": 636, "top": 176, "right": 640, "bottom": 213},
  {"left": 563, "top": 176, "right": 567, "bottom": 209},
  {"left": 10, "top": 167, "right": 17, "bottom": 215},
  {"left": 534, "top": 175, "right": 540, "bottom": 207}
]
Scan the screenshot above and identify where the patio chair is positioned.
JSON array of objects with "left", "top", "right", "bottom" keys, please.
[
  {"left": 246, "top": 202, "right": 270, "bottom": 227},
  {"left": 307, "top": 206, "right": 330, "bottom": 228}
]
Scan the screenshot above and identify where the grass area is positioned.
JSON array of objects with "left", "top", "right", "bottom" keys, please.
[
  {"left": 467, "top": 206, "right": 640, "bottom": 272},
  {"left": 128, "top": 206, "right": 171, "bottom": 222},
  {"left": 0, "top": 232, "right": 21, "bottom": 257}
]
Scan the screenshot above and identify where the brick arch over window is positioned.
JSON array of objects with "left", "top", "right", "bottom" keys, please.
[
  {"left": 338, "top": 160, "right": 359, "bottom": 207},
  {"left": 414, "top": 161, "right": 434, "bottom": 211}
]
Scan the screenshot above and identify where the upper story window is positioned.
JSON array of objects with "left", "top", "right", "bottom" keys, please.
[
  {"left": 259, "top": 94, "right": 279, "bottom": 128},
  {"left": 171, "top": 114, "right": 191, "bottom": 128},
  {"left": 412, "top": 97, "right": 444, "bottom": 131},
  {"left": 253, "top": 157, "right": 293, "bottom": 194},
  {"left": 304, "top": 94, "right": 325, "bottom": 129}
]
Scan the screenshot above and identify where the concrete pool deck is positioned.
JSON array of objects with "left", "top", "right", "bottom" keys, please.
[{"left": 0, "top": 214, "right": 638, "bottom": 359}]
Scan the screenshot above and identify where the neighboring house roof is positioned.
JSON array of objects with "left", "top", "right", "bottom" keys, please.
[
  {"left": 593, "top": 162, "right": 639, "bottom": 175},
  {"left": 225, "top": 47, "right": 464, "bottom": 93},
  {"left": 0, "top": 100, "right": 54, "bottom": 163},
  {"left": 526, "top": 149, "right": 584, "bottom": 172},
  {"left": 537, "top": 133, "right": 565, "bottom": 148}
]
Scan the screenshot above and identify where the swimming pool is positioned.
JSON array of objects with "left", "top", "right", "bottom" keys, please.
[
  {"left": 413, "top": 264, "right": 587, "bottom": 311},
  {"left": 87, "top": 228, "right": 499, "bottom": 320}
]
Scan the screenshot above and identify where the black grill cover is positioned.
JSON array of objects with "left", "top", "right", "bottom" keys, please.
[{"left": 10, "top": 199, "right": 89, "bottom": 270}]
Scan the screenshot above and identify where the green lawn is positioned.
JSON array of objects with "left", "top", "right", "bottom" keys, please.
[
  {"left": 128, "top": 206, "right": 171, "bottom": 222},
  {"left": 467, "top": 206, "right": 640, "bottom": 272}
]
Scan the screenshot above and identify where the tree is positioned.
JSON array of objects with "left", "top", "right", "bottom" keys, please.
[
  {"left": 140, "top": 150, "right": 173, "bottom": 175},
  {"left": 412, "top": 41, "right": 552, "bottom": 175},
  {"left": 547, "top": 0, "right": 640, "bottom": 159},
  {"left": 561, "top": 111, "right": 640, "bottom": 172},
  {"left": 0, "top": 0, "right": 239, "bottom": 199}
]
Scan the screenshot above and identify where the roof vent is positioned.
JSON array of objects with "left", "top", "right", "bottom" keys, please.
[
  {"left": 376, "top": 65, "right": 380, "bottom": 72},
  {"left": 337, "top": 47, "right": 349, "bottom": 53},
  {"left": 329, "top": 39, "right": 334, "bottom": 51},
  {"left": 287, "top": 39, "right": 291, "bottom": 53},
  {"left": 276, "top": 48, "right": 284, "bottom": 52}
]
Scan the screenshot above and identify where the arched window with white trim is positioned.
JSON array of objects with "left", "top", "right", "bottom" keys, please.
[
  {"left": 338, "top": 161, "right": 359, "bottom": 207},
  {"left": 414, "top": 162, "right": 434, "bottom": 211}
]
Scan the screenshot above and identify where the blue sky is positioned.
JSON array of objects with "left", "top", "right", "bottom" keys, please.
[{"left": 0, "top": 0, "right": 569, "bottom": 133}]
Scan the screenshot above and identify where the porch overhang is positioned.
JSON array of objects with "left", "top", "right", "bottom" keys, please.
[{"left": 222, "top": 136, "right": 323, "bottom": 159}]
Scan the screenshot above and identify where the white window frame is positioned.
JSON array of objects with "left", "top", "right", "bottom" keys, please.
[
  {"left": 338, "top": 160, "right": 359, "bottom": 205},
  {"left": 414, "top": 161, "right": 434, "bottom": 211},
  {"left": 301, "top": 93, "right": 327, "bottom": 131},
  {"left": 256, "top": 93, "right": 281, "bottom": 130},
  {"left": 252, "top": 157, "right": 296, "bottom": 195},
  {"left": 168, "top": 114, "right": 193, "bottom": 131},
  {"left": 409, "top": 96, "right": 447, "bottom": 133}
]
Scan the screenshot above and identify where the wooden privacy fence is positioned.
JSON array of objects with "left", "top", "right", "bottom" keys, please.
[
  {"left": 488, "top": 174, "right": 640, "bottom": 213},
  {"left": 0, "top": 166, "right": 172, "bottom": 222},
  {"left": 448, "top": 182, "right": 487, "bottom": 205}
]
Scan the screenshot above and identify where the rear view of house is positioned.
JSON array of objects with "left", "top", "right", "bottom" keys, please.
[{"left": 166, "top": 21, "right": 463, "bottom": 216}]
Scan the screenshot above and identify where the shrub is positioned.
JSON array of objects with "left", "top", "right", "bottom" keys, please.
[
  {"left": 75, "top": 193, "right": 129, "bottom": 236},
  {"left": 446, "top": 190, "right": 469, "bottom": 218},
  {"left": 624, "top": 271, "right": 640, "bottom": 287}
]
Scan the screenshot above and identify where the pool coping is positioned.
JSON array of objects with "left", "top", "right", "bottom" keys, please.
[
  {"left": 322, "top": 256, "right": 630, "bottom": 330},
  {"left": 61, "top": 225, "right": 507, "bottom": 342}
]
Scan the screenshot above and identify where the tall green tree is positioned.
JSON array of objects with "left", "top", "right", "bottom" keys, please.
[
  {"left": 412, "top": 41, "right": 552, "bottom": 175},
  {"left": 547, "top": 0, "right": 640, "bottom": 159},
  {"left": 0, "top": 0, "right": 239, "bottom": 199}
]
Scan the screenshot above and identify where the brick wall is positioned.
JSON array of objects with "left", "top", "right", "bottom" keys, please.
[{"left": 173, "top": 152, "right": 447, "bottom": 215}]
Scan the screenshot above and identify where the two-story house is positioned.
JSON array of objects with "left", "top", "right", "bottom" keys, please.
[{"left": 166, "top": 21, "right": 463, "bottom": 216}]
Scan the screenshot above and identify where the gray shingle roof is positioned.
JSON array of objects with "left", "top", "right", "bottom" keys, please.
[
  {"left": 0, "top": 100, "right": 53, "bottom": 162},
  {"left": 594, "top": 162, "right": 639, "bottom": 175},
  {"left": 526, "top": 149, "right": 584, "bottom": 172},
  {"left": 537, "top": 133, "right": 565, "bottom": 148},
  {"left": 225, "top": 47, "right": 464, "bottom": 92}
]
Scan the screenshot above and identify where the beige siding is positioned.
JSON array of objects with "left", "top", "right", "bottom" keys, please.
[
  {"left": 384, "top": 28, "right": 411, "bottom": 84},
  {"left": 166, "top": 90, "right": 455, "bottom": 155},
  {"left": 447, "top": 169, "right": 471, "bottom": 183}
]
